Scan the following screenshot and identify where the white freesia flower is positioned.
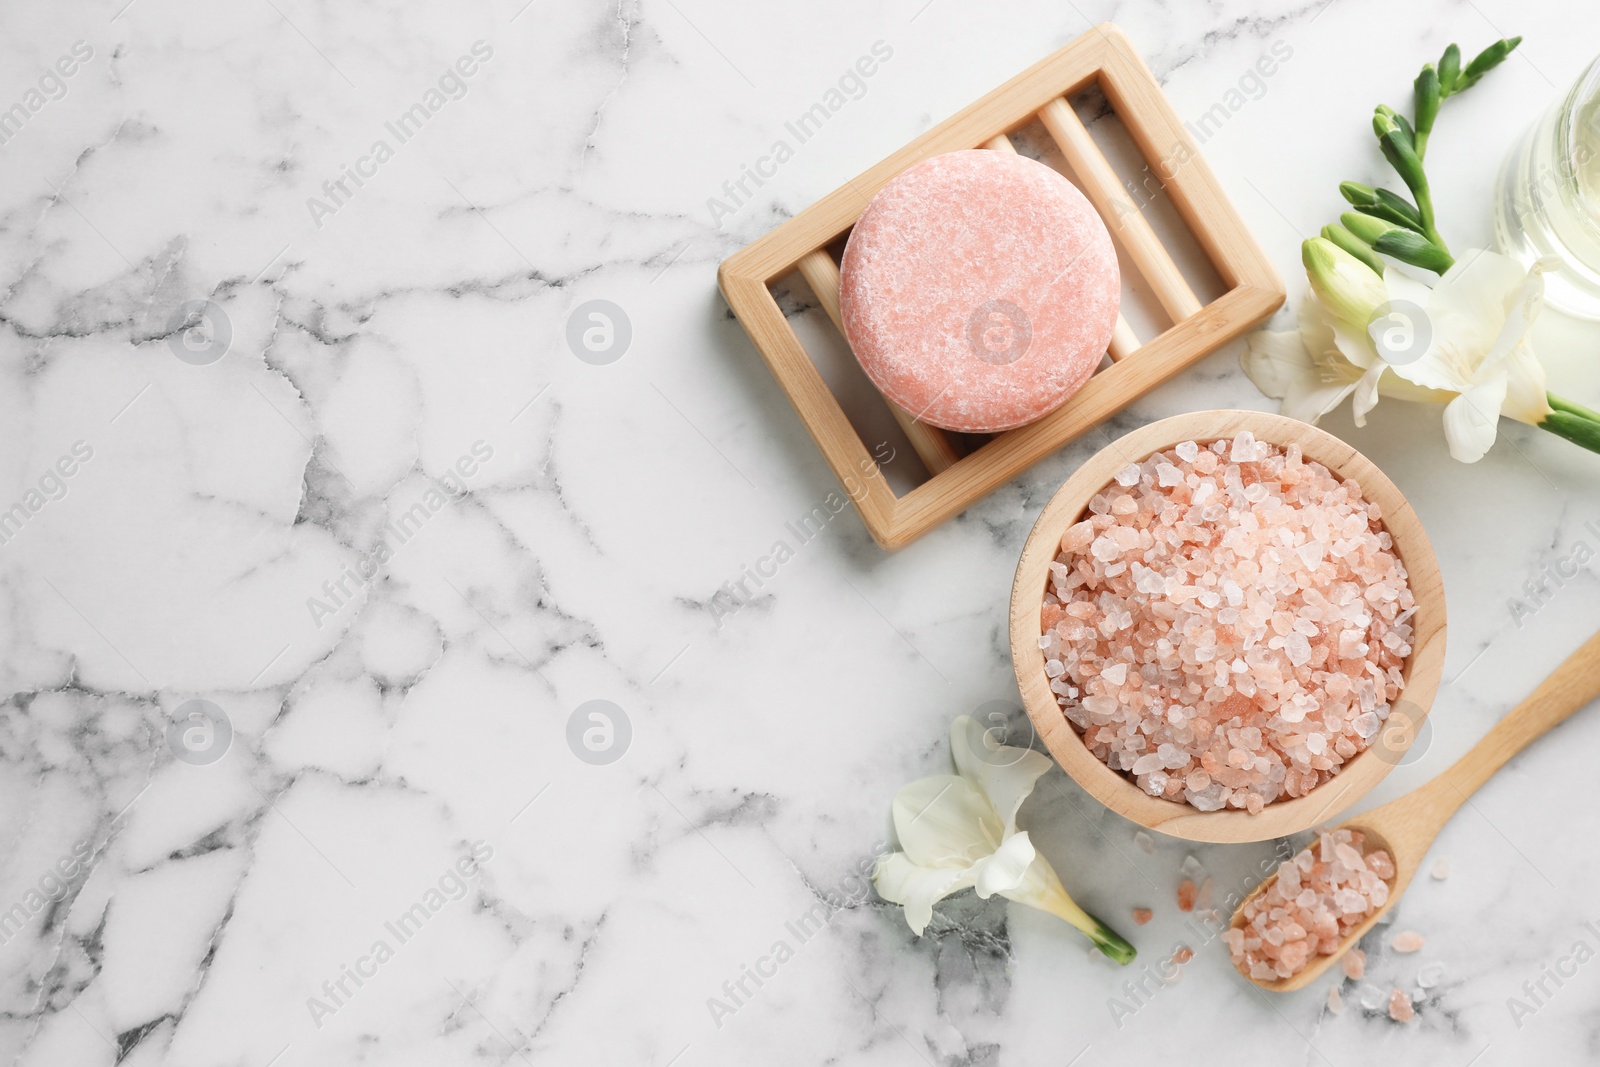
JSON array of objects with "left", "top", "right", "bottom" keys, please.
[
  {"left": 872, "top": 716, "right": 1134, "bottom": 963},
  {"left": 1243, "top": 239, "right": 1559, "bottom": 463}
]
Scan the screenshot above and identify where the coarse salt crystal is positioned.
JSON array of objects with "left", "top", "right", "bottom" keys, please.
[
  {"left": 1044, "top": 437, "right": 1414, "bottom": 814},
  {"left": 1228, "top": 828, "right": 1396, "bottom": 982},
  {"left": 1430, "top": 859, "right": 1450, "bottom": 880},
  {"left": 1387, "top": 988, "right": 1414, "bottom": 1022},
  {"left": 1390, "top": 930, "right": 1425, "bottom": 954}
]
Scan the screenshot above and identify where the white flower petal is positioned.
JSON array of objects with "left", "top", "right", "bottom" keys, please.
[
  {"left": 1241, "top": 329, "right": 1315, "bottom": 400},
  {"left": 973, "top": 830, "right": 1037, "bottom": 899},
  {"left": 872, "top": 852, "right": 975, "bottom": 935},
  {"left": 1500, "top": 342, "right": 1553, "bottom": 425},
  {"left": 890, "top": 774, "right": 999, "bottom": 869},
  {"left": 1350, "top": 363, "right": 1387, "bottom": 427},
  {"left": 950, "top": 716, "right": 1051, "bottom": 836},
  {"left": 1442, "top": 375, "right": 1510, "bottom": 463}
]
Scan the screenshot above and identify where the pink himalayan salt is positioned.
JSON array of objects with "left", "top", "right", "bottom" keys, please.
[
  {"left": 1391, "top": 930, "right": 1425, "bottom": 953},
  {"left": 1388, "top": 988, "right": 1415, "bottom": 1022},
  {"left": 1042, "top": 434, "right": 1414, "bottom": 813},
  {"left": 1170, "top": 945, "right": 1194, "bottom": 966},
  {"left": 1342, "top": 948, "right": 1366, "bottom": 980},
  {"left": 1327, "top": 983, "right": 1344, "bottom": 1014},
  {"left": 1132, "top": 907, "right": 1153, "bottom": 925},
  {"left": 1177, "top": 879, "right": 1197, "bottom": 912},
  {"left": 1226, "top": 828, "right": 1394, "bottom": 982}
]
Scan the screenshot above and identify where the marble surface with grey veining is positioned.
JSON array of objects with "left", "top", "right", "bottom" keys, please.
[{"left": 2, "top": 1, "right": 1600, "bottom": 1065}]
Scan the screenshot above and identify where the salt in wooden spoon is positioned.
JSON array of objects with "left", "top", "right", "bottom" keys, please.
[{"left": 1231, "top": 628, "right": 1600, "bottom": 992}]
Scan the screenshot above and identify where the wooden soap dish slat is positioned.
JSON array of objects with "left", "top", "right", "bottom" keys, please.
[
  {"left": 794, "top": 249, "right": 963, "bottom": 475},
  {"left": 1036, "top": 97, "right": 1204, "bottom": 325},
  {"left": 718, "top": 24, "right": 1285, "bottom": 550}
]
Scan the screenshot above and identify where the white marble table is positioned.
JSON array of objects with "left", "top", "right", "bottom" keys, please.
[{"left": 2, "top": 1, "right": 1599, "bottom": 1064}]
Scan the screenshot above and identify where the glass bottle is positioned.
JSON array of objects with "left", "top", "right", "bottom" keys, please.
[{"left": 1493, "top": 56, "right": 1600, "bottom": 318}]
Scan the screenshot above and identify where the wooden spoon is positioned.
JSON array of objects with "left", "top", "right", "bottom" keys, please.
[{"left": 1231, "top": 629, "right": 1600, "bottom": 992}]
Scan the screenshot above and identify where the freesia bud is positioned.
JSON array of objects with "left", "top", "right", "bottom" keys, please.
[
  {"left": 1340, "top": 212, "right": 1399, "bottom": 245},
  {"left": 1322, "top": 223, "right": 1385, "bottom": 275},
  {"left": 1303, "top": 237, "right": 1387, "bottom": 328}
]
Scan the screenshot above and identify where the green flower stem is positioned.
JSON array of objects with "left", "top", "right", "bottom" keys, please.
[
  {"left": 1550, "top": 391, "right": 1600, "bottom": 423},
  {"left": 1028, "top": 863, "right": 1138, "bottom": 965},
  {"left": 1052, "top": 899, "right": 1138, "bottom": 965},
  {"left": 1542, "top": 392, "right": 1600, "bottom": 455}
]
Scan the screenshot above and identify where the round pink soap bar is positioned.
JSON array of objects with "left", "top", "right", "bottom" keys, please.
[{"left": 839, "top": 150, "right": 1120, "bottom": 433}]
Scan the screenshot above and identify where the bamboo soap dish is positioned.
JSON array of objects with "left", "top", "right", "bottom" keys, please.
[{"left": 717, "top": 24, "right": 1285, "bottom": 550}]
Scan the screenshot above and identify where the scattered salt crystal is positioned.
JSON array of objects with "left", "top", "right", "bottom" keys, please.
[
  {"left": 1390, "top": 930, "right": 1425, "bottom": 954},
  {"left": 1416, "top": 961, "right": 1445, "bottom": 989},
  {"left": 1134, "top": 831, "right": 1156, "bottom": 855},
  {"left": 1387, "top": 988, "right": 1414, "bottom": 1022},
  {"left": 1170, "top": 945, "right": 1194, "bottom": 965},
  {"left": 1177, "top": 879, "right": 1197, "bottom": 912},
  {"left": 1132, "top": 907, "right": 1153, "bottom": 925},
  {"left": 1327, "top": 984, "right": 1344, "bottom": 1014},
  {"left": 1357, "top": 983, "right": 1385, "bottom": 1011},
  {"left": 1342, "top": 949, "right": 1365, "bottom": 980},
  {"left": 1430, "top": 859, "right": 1449, "bottom": 880},
  {"left": 1179, "top": 855, "right": 1207, "bottom": 882}
]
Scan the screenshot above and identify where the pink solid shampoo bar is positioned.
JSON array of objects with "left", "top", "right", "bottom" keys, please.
[{"left": 839, "top": 150, "right": 1120, "bottom": 433}]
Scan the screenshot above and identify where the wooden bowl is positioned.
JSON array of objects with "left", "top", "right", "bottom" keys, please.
[{"left": 1008, "top": 410, "right": 1447, "bottom": 843}]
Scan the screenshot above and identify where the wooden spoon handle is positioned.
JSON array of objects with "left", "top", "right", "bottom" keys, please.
[{"left": 1439, "top": 630, "right": 1600, "bottom": 803}]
